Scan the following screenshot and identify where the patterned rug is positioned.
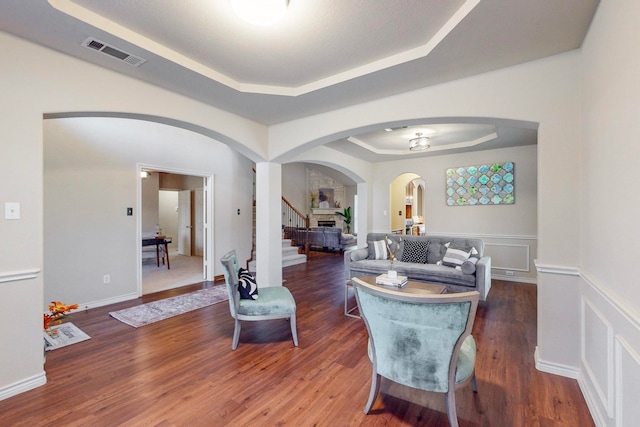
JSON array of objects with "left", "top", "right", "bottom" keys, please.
[{"left": 109, "top": 285, "right": 228, "bottom": 327}]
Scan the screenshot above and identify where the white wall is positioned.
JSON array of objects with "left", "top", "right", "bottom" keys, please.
[
  {"left": 270, "top": 51, "right": 581, "bottom": 373},
  {"left": 575, "top": 1, "right": 640, "bottom": 425},
  {"left": 43, "top": 117, "right": 254, "bottom": 310},
  {"left": 372, "top": 145, "right": 538, "bottom": 283},
  {"left": 0, "top": 30, "right": 267, "bottom": 400},
  {"left": 281, "top": 163, "right": 308, "bottom": 212}
]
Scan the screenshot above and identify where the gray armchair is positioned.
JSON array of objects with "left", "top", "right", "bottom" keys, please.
[
  {"left": 220, "top": 250, "right": 298, "bottom": 350},
  {"left": 353, "top": 277, "right": 480, "bottom": 427}
]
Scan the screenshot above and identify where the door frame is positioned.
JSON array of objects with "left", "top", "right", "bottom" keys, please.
[{"left": 136, "top": 163, "right": 214, "bottom": 297}]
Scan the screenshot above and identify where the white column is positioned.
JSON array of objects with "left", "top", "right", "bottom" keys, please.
[
  {"left": 255, "top": 162, "right": 283, "bottom": 287},
  {"left": 356, "top": 182, "right": 368, "bottom": 247}
]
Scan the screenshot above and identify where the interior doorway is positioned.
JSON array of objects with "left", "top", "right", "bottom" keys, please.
[
  {"left": 140, "top": 168, "right": 212, "bottom": 295},
  {"left": 390, "top": 173, "right": 426, "bottom": 235}
]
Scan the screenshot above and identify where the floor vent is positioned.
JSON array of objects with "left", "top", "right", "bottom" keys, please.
[{"left": 82, "top": 38, "right": 147, "bottom": 67}]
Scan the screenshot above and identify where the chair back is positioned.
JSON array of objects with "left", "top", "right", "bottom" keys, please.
[
  {"left": 220, "top": 250, "right": 241, "bottom": 318},
  {"left": 353, "top": 278, "right": 479, "bottom": 393}
]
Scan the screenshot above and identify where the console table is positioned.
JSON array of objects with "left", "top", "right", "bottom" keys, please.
[{"left": 142, "top": 236, "right": 171, "bottom": 269}]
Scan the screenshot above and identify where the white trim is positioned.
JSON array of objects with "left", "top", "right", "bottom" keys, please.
[
  {"left": 77, "top": 292, "right": 139, "bottom": 311},
  {"left": 427, "top": 231, "right": 537, "bottom": 240},
  {"left": 0, "top": 372, "right": 46, "bottom": 401},
  {"left": 615, "top": 336, "right": 640, "bottom": 427},
  {"left": 534, "top": 261, "right": 580, "bottom": 276},
  {"left": 577, "top": 374, "right": 608, "bottom": 427},
  {"left": 491, "top": 274, "right": 537, "bottom": 284},
  {"left": 534, "top": 346, "right": 580, "bottom": 379},
  {"left": 136, "top": 164, "right": 214, "bottom": 297},
  {"left": 581, "top": 297, "right": 614, "bottom": 418},
  {"left": 0, "top": 268, "right": 41, "bottom": 283},
  {"left": 582, "top": 272, "right": 640, "bottom": 332}
]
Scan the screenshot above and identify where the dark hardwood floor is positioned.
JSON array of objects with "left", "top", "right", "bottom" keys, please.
[{"left": 1, "top": 252, "right": 594, "bottom": 426}]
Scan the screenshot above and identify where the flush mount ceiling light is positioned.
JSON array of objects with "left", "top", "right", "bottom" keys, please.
[
  {"left": 231, "top": 0, "right": 289, "bottom": 26},
  {"left": 409, "top": 132, "right": 430, "bottom": 151}
]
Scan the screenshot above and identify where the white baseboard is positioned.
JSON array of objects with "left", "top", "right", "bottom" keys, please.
[
  {"left": 0, "top": 372, "right": 46, "bottom": 401},
  {"left": 577, "top": 374, "right": 607, "bottom": 427},
  {"left": 492, "top": 273, "right": 537, "bottom": 284},
  {"left": 78, "top": 292, "right": 139, "bottom": 311},
  {"left": 534, "top": 346, "right": 580, "bottom": 379}
]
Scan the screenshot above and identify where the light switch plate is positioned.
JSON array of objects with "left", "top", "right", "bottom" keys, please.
[{"left": 5, "top": 202, "right": 20, "bottom": 220}]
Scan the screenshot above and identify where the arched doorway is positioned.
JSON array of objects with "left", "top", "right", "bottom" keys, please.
[{"left": 390, "top": 173, "right": 426, "bottom": 234}]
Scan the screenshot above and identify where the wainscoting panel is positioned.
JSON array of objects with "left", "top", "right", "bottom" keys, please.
[
  {"left": 581, "top": 298, "right": 613, "bottom": 418},
  {"left": 485, "top": 243, "right": 529, "bottom": 271},
  {"left": 578, "top": 273, "right": 640, "bottom": 427},
  {"left": 432, "top": 232, "right": 538, "bottom": 283},
  {"left": 615, "top": 337, "right": 640, "bottom": 427}
]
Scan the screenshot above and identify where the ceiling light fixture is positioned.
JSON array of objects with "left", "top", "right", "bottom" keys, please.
[
  {"left": 409, "top": 132, "right": 430, "bottom": 151},
  {"left": 231, "top": 0, "right": 289, "bottom": 26}
]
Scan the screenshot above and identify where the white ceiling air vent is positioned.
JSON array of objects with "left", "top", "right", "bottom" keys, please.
[{"left": 82, "top": 38, "right": 146, "bottom": 67}]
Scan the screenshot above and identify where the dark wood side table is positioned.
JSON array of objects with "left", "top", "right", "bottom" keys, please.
[{"left": 142, "top": 237, "right": 171, "bottom": 269}]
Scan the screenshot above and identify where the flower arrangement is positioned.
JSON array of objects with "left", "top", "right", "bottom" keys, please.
[{"left": 44, "top": 301, "right": 78, "bottom": 332}]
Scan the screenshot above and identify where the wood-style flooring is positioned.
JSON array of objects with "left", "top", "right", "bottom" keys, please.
[{"left": 0, "top": 252, "right": 594, "bottom": 426}]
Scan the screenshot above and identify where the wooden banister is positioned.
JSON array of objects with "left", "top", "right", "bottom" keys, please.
[{"left": 282, "top": 196, "right": 309, "bottom": 229}]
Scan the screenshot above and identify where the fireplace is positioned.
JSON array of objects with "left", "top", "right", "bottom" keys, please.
[{"left": 317, "top": 220, "right": 336, "bottom": 227}]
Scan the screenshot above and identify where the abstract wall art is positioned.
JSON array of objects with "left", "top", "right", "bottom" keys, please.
[{"left": 446, "top": 162, "right": 515, "bottom": 206}]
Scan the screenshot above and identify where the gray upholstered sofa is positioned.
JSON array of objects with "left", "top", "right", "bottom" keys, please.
[
  {"left": 286, "top": 226, "right": 356, "bottom": 252},
  {"left": 344, "top": 233, "right": 491, "bottom": 300}
]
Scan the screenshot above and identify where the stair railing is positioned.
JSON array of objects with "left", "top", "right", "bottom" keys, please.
[{"left": 282, "top": 196, "right": 309, "bottom": 230}]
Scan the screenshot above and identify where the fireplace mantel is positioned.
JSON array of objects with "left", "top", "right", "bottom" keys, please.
[{"left": 312, "top": 208, "right": 338, "bottom": 215}]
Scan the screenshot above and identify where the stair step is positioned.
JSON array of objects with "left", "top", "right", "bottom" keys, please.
[
  {"left": 248, "top": 240, "right": 307, "bottom": 273},
  {"left": 282, "top": 253, "right": 307, "bottom": 268},
  {"left": 282, "top": 246, "right": 301, "bottom": 256}
]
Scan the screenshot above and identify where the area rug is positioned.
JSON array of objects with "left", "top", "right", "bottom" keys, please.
[
  {"left": 44, "top": 322, "right": 91, "bottom": 351},
  {"left": 109, "top": 285, "right": 228, "bottom": 327}
]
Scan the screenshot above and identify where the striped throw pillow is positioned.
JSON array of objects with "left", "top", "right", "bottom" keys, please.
[
  {"left": 367, "top": 240, "right": 388, "bottom": 260},
  {"left": 441, "top": 242, "right": 472, "bottom": 268}
]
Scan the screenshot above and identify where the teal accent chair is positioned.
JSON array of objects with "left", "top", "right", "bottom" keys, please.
[
  {"left": 353, "top": 277, "right": 480, "bottom": 427},
  {"left": 220, "top": 250, "right": 298, "bottom": 350}
]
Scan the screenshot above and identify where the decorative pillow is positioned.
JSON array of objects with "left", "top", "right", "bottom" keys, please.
[
  {"left": 237, "top": 268, "right": 259, "bottom": 300},
  {"left": 367, "top": 240, "right": 388, "bottom": 260},
  {"left": 442, "top": 242, "right": 472, "bottom": 268},
  {"left": 401, "top": 240, "right": 429, "bottom": 263},
  {"left": 460, "top": 256, "right": 479, "bottom": 274}
]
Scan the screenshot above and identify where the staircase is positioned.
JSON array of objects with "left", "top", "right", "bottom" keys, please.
[{"left": 248, "top": 239, "right": 307, "bottom": 272}]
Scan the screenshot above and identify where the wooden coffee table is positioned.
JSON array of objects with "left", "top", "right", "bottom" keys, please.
[{"left": 345, "top": 275, "right": 447, "bottom": 318}]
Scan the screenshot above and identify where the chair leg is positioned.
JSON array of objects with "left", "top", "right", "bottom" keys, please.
[
  {"left": 231, "top": 319, "right": 241, "bottom": 350},
  {"left": 445, "top": 390, "right": 459, "bottom": 427},
  {"left": 290, "top": 314, "right": 299, "bottom": 347},
  {"left": 364, "top": 373, "right": 381, "bottom": 414}
]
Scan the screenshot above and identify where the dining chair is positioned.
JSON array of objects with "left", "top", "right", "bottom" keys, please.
[
  {"left": 353, "top": 277, "right": 480, "bottom": 427},
  {"left": 220, "top": 250, "right": 298, "bottom": 350}
]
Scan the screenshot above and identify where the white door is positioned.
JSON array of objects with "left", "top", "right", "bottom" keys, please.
[
  {"left": 194, "top": 188, "right": 204, "bottom": 256},
  {"left": 178, "top": 190, "right": 192, "bottom": 256}
]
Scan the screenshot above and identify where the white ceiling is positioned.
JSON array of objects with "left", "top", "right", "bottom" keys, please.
[{"left": 0, "top": 0, "right": 599, "bottom": 161}]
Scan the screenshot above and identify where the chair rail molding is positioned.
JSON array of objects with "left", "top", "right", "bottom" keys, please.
[
  {"left": 581, "top": 271, "right": 640, "bottom": 332},
  {"left": 534, "top": 261, "right": 580, "bottom": 276},
  {"left": 0, "top": 268, "right": 41, "bottom": 284}
]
